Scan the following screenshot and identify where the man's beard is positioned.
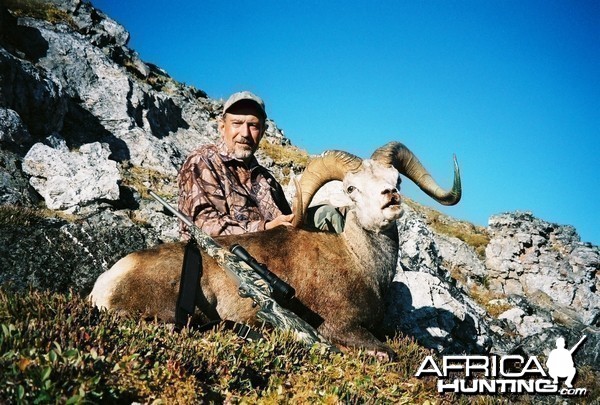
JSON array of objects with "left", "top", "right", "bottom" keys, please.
[{"left": 233, "top": 144, "right": 254, "bottom": 160}]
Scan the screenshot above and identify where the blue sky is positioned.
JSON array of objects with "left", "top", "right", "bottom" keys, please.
[{"left": 92, "top": 0, "right": 599, "bottom": 245}]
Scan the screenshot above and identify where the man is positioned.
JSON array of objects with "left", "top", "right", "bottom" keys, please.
[{"left": 178, "top": 91, "right": 294, "bottom": 238}]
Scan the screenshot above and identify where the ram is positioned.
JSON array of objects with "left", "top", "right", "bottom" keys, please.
[{"left": 89, "top": 141, "right": 461, "bottom": 359}]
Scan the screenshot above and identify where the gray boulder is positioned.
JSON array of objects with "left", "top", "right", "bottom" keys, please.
[
  {"left": 386, "top": 204, "right": 493, "bottom": 354},
  {"left": 23, "top": 141, "right": 120, "bottom": 210}
]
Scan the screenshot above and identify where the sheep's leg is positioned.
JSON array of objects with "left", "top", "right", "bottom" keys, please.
[{"left": 330, "top": 326, "right": 397, "bottom": 362}]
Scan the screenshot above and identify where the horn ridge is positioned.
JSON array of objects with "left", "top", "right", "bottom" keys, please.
[{"left": 372, "top": 141, "right": 462, "bottom": 206}]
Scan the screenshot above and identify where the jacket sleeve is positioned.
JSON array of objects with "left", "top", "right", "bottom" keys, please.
[{"left": 177, "top": 155, "right": 267, "bottom": 238}]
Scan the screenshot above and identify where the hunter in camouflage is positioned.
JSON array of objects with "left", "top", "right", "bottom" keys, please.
[
  {"left": 178, "top": 142, "right": 292, "bottom": 238},
  {"left": 178, "top": 91, "right": 294, "bottom": 238}
]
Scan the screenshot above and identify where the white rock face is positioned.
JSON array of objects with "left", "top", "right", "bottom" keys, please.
[{"left": 23, "top": 142, "right": 120, "bottom": 210}]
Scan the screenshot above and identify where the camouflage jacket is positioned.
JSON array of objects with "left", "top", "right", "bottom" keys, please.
[{"left": 177, "top": 142, "right": 291, "bottom": 238}]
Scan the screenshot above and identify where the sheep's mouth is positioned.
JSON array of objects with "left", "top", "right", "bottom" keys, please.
[{"left": 382, "top": 200, "right": 401, "bottom": 210}]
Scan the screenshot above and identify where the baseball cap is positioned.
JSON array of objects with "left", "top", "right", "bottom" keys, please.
[{"left": 222, "top": 91, "right": 267, "bottom": 119}]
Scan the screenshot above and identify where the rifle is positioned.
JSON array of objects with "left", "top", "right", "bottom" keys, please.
[{"left": 148, "top": 190, "right": 334, "bottom": 350}]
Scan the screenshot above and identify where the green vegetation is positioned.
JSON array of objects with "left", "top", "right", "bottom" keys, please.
[
  {"left": 0, "top": 287, "right": 447, "bottom": 404},
  {"left": 1, "top": 287, "right": 597, "bottom": 403},
  {"left": 4, "top": 0, "right": 75, "bottom": 28}
]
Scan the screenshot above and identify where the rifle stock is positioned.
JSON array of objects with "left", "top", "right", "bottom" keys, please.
[{"left": 148, "top": 190, "right": 334, "bottom": 349}]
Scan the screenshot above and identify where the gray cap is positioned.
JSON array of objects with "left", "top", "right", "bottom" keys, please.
[{"left": 222, "top": 91, "right": 267, "bottom": 119}]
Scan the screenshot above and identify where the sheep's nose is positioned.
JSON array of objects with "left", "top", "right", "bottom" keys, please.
[{"left": 381, "top": 188, "right": 398, "bottom": 196}]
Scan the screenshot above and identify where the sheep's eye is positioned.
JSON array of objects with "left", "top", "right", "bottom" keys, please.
[{"left": 346, "top": 186, "right": 356, "bottom": 194}]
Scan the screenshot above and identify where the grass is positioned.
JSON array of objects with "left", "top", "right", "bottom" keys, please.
[
  {"left": 406, "top": 200, "right": 490, "bottom": 259},
  {"left": 119, "top": 162, "right": 177, "bottom": 200},
  {"left": 260, "top": 141, "right": 310, "bottom": 170},
  {"left": 446, "top": 262, "right": 513, "bottom": 318},
  {"left": 0, "top": 205, "right": 78, "bottom": 226},
  {"left": 0, "top": 287, "right": 506, "bottom": 404},
  {"left": 468, "top": 285, "right": 513, "bottom": 318},
  {"left": 4, "top": 0, "right": 76, "bottom": 28}
]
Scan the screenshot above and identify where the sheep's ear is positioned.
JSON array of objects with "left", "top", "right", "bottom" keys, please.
[{"left": 310, "top": 180, "right": 353, "bottom": 207}]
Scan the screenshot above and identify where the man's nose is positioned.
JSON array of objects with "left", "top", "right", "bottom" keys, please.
[{"left": 239, "top": 124, "right": 250, "bottom": 137}]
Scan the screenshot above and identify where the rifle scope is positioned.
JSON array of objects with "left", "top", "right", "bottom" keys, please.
[{"left": 230, "top": 244, "right": 296, "bottom": 302}]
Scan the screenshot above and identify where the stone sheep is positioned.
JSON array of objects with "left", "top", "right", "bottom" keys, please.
[{"left": 89, "top": 141, "right": 461, "bottom": 359}]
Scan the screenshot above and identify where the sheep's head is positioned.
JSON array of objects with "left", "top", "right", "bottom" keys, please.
[
  {"left": 292, "top": 141, "right": 461, "bottom": 232},
  {"left": 343, "top": 160, "right": 403, "bottom": 231}
]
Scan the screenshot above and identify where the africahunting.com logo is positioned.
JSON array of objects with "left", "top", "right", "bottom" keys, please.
[{"left": 415, "top": 335, "right": 588, "bottom": 397}]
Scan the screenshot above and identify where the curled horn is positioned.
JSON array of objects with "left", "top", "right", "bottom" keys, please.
[
  {"left": 292, "top": 151, "right": 363, "bottom": 227},
  {"left": 371, "top": 141, "right": 461, "bottom": 206}
]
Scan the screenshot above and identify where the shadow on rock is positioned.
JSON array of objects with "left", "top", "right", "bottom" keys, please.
[
  {"left": 383, "top": 281, "right": 487, "bottom": 355},
  {"left": 62, "top": 102, "right": 130, "bottom": 162}
]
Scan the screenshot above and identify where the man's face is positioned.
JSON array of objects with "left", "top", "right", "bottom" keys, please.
[{"left": 219, "top": 103, "right": 265, "bottom": 161}]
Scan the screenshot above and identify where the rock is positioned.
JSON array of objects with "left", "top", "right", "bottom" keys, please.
[
  {"left": 0, "top": 148, "right": 38, "bottom": 205},
  {"left": 384, "top": 271, "right": 492, "bottom": 354},
  {"left": 17, "top": 17, "right": 135, "bottom": 131},
  {"left": 497, "top": 307, "right": 554, "bottom": 338},
  {"left": 0, "top": 48, "right": 67, "bottom": 140},
  {"left": 486, "top": 212, "right": 600, "bottom": 326},
  {"left": 396, "top": 204, "right": 443, "bottom": 277},
  {"left": 22, "top": 142, "right": 120, "bottom": 210},
  {"left": 381, "top": 205, "right": 494, "bottom": 354},
  {"left": 0, "top": 108, "right": 31, "bottom": 146},
  {"left": 0, "top": 208, "right": 160, "bottom": 294},
  {"left": 435, "top": 232, "right": 488, "bottom": 280}
]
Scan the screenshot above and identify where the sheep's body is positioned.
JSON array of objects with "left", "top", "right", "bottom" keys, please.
[
  {"left": 90, "top": 142, "right": 461, "bottom": 359},
  {"left": 89, "top": 210, "right": 399, "bottom": 356}
]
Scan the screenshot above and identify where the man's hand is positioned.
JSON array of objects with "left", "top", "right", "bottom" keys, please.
[{"left": 265, "top": 213, "right": 295, "bottom": 230}]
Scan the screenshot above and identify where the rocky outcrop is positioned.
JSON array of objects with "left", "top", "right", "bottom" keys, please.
[
  {"left": 0, "top": 0, "right": 597, "bottom": 371},
  {"left": 486, "top": 211, "right": 599, "bottom": 326},
  {"left": 384, "top": 204, "right": 492, "bottom": 355}
]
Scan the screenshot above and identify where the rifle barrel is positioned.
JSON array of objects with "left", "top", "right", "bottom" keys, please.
[{"left": 148, "top": 190, "right": 194, "bottom": 228}]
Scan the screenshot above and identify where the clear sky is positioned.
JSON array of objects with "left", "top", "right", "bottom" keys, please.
[{"left": 91, "top": 0, "right": 599, "bottom": 245}]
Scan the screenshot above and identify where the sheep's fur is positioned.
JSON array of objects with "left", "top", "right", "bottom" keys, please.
[{"left": 90, "top": 217, "right": 400, "bottom": 357}]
